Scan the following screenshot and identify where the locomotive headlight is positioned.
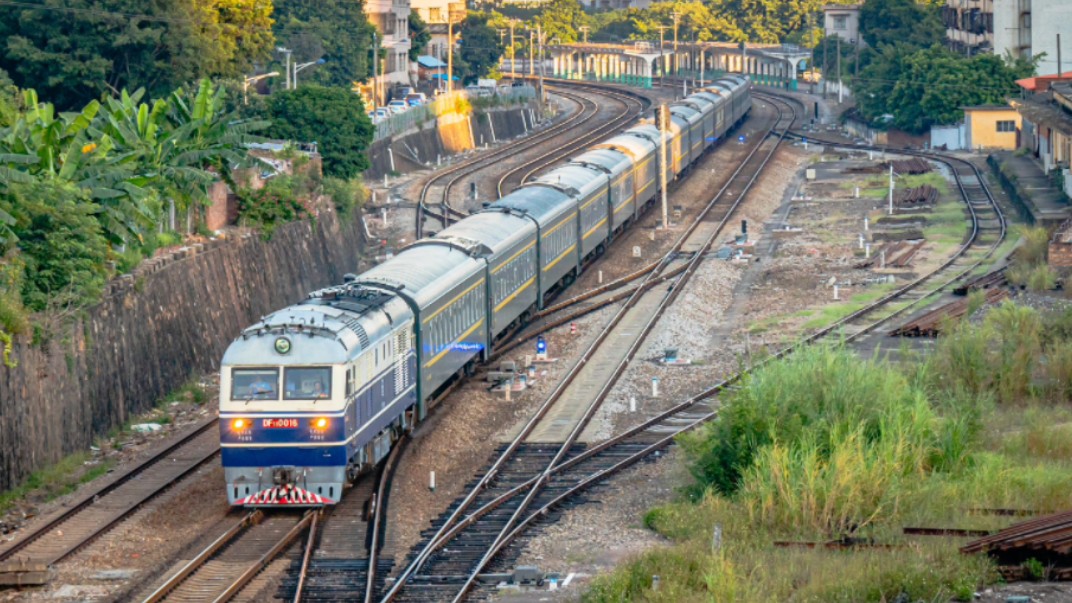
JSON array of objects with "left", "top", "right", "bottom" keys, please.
[
  {"left": 312, "top": 417, "right": 330, "bottom": 431},
  {"left": 231, "top": 418, "right": 250, "bottom": 431}
]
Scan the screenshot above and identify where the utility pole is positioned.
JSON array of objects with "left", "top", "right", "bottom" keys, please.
[
  {"left": 656, "top": 25, "right": 670, "bottom": 83},
  {"left": 699, "top": 48, "right": 705, "bottom": 86},
  {"left": 371, "top": 34, "right": 378, "bottom": 107},
  {"left": 822, "top": 37, "right": 827, "bottom": 97},
  {"left": 510, "top": 19, "right": 518, "bottom": 82},
  {"left": 836, "top": 35, "right": 842, "bottom": 104},
  {"left": 579, "top": 25, "right": 590, "bottom": 44},
  {"left": 447, "top": 17, "right": 454, "bottom": 93},
  {"left": 658, "top": 105, "right": 669, "bottom": 230},
  {"left": 277, "top": 46, "right": 292, "bottom": 90},
  {"left": 672, "top": 11, "right": 681, "bottom": 76},
  {"left": 530, "top": 29, "right": 536, "bottom": 76},
  {"left": 537, "top": 24, "right": 545, "bottom": 105}
]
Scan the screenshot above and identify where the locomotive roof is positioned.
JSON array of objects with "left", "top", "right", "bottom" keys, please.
[{"left": 224, "top": 299, "right": 400, "bottom": 366}]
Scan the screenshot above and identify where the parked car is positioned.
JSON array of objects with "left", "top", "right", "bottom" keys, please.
[
  {"left": 373, "top": 108, "right": 390, "bottom": 120},
  {"left": 387, "top": 100, "right": 409, "bottom": 113},
  {"left": 406, "top": 92, "right": 427, "bottom": 106}
]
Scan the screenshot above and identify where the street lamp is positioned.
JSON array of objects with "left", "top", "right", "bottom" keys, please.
[
  {"left": 243, "top": 71, "right": 279, "bottom": 105},
  {"left": 276, "top": 46, "right": 292, "bottom": 89},
  {"left": 293, "top": 58, "right": 327, "bottom": 88}
]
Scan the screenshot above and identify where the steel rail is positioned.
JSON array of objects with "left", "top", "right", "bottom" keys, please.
[
  {"left": 0, "top": 417, "right": 220, "bottom": 568},
  {"left": 396, "top": 91, "right": 1007, "bottom": 602},
  {"left": 291, "top": 511, "right": 319, "bottom": 603},
  {"left": 415, "top": 87, "right": 598, "bottom": 238},
  {"left": 364, "top": 435, "right": 408, "bottom": 602},
  {"left": 447, "top": 95, "right": 798, "bottom": 603},
  {"left": 141, "top": 511, "right": 263, "bottom": 603},
  {"left": 495, "top": 86, "right": 648, "bottom": 197},
  {"left": 380, "top": 94, "right": 792, "bottom": 603}
]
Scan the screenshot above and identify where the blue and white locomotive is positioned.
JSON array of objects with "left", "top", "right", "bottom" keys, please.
[{"left": 219, "top": 77, "right": 752, "bottom": 506}]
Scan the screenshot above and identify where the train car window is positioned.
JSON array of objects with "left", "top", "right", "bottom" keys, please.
[
  {"left": 346, "top": 368, "right": 353, "bottom": 397},
  {"left": 283, "top": 367, "right": 332, "bottom": 400},
  {"left": 231, "top": 368, "right": 279, "bottom": 400}
]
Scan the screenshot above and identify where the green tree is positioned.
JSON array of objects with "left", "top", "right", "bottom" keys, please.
[
  {"left": 532, "top": 0, "right": 590, "bottom": 45},
  {"left": 858, "top": 0, "right": 944, "bottom": 50},
  {"left": 273, "top": 0, "right": 378, "bottom": 89},
  {"left": 409, "top": 11, "right": 432, "bottom": 62},
  {"left": 459, "top": 12, "right": 504, "bottom": 83},
  {"left": 857, "top": 46, "right": 1035, "bottom": 133},
  {"left": 266, "top": 85, "right": 373, "bottom": 178},
  {"left": 9, "top": 180, "right": 109, "bottom": 311},
  {"left": 0, "top": 0, "right": 275, "bottom": 111}
]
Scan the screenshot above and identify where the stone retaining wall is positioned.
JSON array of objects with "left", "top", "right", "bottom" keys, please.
[{"left": 0, "top": 209, "right": 366, "bottom": 491}]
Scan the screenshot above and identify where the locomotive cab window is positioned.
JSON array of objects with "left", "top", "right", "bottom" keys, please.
[
  {"left": 284, "top": 367, "right": 332, "bottom": 400},
  {"left": 231, "top": 368, "right": 279, "bottom": 400}
]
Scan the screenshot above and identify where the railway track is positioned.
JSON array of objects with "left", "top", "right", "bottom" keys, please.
[
  {"left": 380, "top": 93, "right": 798, "bottom": 603},
  {"left": 139, "top": 510, "right": 313, "bottom": 603},
  {"left": 278, "top": 436, "right": 405, "bottom": 602},
  {"left": 493, "top": 83, "right": 649, "bottom": 198},
  {"left": 381, "top": 85, "right": 1009, "bottom": 602},
  {"left": 0, "top": 418, "right": 220, "bottom": 578},
  {"left": 415, "top": 84, "right": 649, "bottom": 238}
]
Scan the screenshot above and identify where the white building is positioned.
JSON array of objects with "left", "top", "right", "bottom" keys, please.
[
  {"left": 823, "top": 4, "right": 863, "bottom": 45},
  {"left": 993, "top": 0, "right": 1072, "bottom": 75},
  {"left": 366, "top": 0, "right": 413, "bottom": 93}
]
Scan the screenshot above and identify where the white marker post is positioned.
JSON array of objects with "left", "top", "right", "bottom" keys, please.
[
  {"left": 888, "top": 163, "right": 895, "bottom": 215},
  {"left": 630, "top": 396, "right": 637, "bottom": 412},
  {"left": 833, "top": 285, "right": 839, "bottom": 300},
  {"left": 429, "top": 471, "right": 436, "bottom": 491},
  {"left": 598, "top": 270, "right": 603, "bottom": 284},
  {"left": 652, "top": 377, "right": 660, "bottom": 398}
]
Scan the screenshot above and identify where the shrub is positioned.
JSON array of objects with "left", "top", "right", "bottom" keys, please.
[
  {"left": 323, "top": 176, "right": 369, "bottom": 216},
  {"left": 1026, "top": 263, "right": 1057, "bottom": 291},
  {"left": 235, "top": 182, "right": 310, "bottom": 240}
]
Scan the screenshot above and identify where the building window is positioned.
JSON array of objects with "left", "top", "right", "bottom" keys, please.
[
  {"left": 430, "top": 7, "right": 442, "bottom": 21},
  {"left": 833, "top": 15, "right": 847, "bottom": 30},
  {"left": 997, "top": 120, "right": 1016, "bottom": 133}
]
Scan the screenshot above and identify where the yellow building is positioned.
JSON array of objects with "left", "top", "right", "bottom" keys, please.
[{"left": 964, "top": 105, "right": 1021, "bottom": 150}]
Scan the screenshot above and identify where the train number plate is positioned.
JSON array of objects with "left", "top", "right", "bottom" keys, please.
[{"left": 262, "top": 418, "right": 299, "bottom": 429}]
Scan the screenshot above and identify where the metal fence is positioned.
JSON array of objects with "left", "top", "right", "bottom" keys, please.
[{"left": 373, "top": 86, "right": 537, "bottom": 141}]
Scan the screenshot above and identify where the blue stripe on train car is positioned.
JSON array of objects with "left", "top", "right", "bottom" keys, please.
[{"left": 222, "top": 445, "right": 350, "bottom": 467}]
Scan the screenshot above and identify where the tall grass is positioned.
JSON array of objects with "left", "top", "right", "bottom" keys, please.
[
  {"left": 680, "top": 344, "right": 961, "bottom": 501},
  {"left": 928, "top": 301, "right": 1041, "bottom": 403}
]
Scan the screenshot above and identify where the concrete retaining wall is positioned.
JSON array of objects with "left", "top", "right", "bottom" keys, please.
[
  {"left": 367, "top": 105, "right": 537, "bottom": 178},
  {"left": 0, "top": 209, "right": 367, "bottom": 491}
]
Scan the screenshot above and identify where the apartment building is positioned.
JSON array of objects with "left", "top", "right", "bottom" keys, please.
[{"left": 944, "top": 0, "right": 994, "bottom": 55}]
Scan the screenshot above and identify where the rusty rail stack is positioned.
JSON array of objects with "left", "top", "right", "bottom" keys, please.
[
  {"left": 962, "top": 510, "right": 1072, "bottom": 579},
  {"left": 889, "top": 287, "right": 1008, "bottom": 337},
  {"left": 890, "top": 157, "right": 934, "bottom": 175},
  {"left": 894, "top": 184, "right": 939, "bottom": 207},
  {"left": 953, "top": 269, "right": 1008, "bottom": 296}
]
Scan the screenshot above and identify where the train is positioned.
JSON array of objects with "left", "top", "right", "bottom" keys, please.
[{"left": 219, "top": 77, "right": 752, "bottom": 506}]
